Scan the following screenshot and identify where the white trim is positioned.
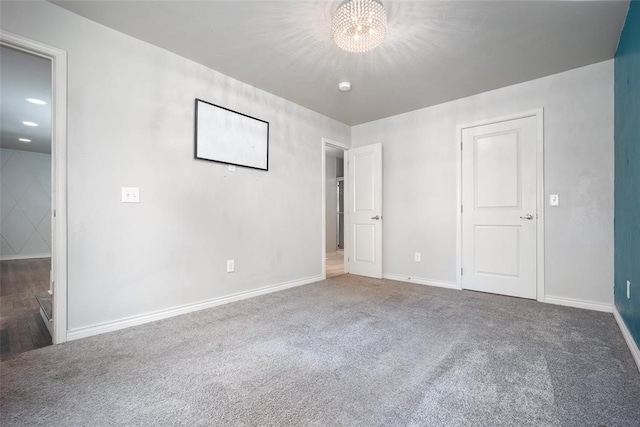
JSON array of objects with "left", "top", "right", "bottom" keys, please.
[
  {"left": 1, "top": 30, "right": 68, "bottom": 344},
  {"left": 67, "top": 274, "right": 323, "bottom": 341},
  {"left": 1, "top": 253, "right": 51, "bottom": 261},
  {"left": 456, "top": 109, "right": 545, "bottom": 301},
  {"left": 613, "top": 306, "right": 640, "bottom": 372},
  {"left": 383, "top": 274, "right": 460, "bottom": 290},
  {"left": 321, "top": 137, "right": 349, "bottom": 280},
  {"left": 544, "top": 295, "right": 613, "bottom": 313}
]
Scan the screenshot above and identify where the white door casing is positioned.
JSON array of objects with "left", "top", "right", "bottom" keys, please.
[
  {"left": 1, "top": 30, "right": 69, "bottom": 343},
  {"left": 321, "top": 138, "right": 349, "bottom": 278},
  {"left": 348, "top": 143, "right": 382, "bottom": 278},
  {"left": 462, "top": 116, "right": 538, "bottom": 299}
]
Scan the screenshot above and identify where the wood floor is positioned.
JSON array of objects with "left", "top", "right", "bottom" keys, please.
[
  {"left": 326, "top": 251, "right": 345, "bottom": 278},
  {"left": 0, "top": 258, "right": 52, "bottom": 359}
]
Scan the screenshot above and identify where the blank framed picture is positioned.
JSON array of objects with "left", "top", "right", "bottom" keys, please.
[{"left": 194, "top": 98, "right": 269, "bottom": 171}]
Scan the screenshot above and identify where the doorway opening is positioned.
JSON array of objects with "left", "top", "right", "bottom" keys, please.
[
  {"left": 0, "top": 45, "right": 53, "bottom": 357},
  {"left": 322, "top": 138, "right": 349, "bottom": 279},
  {"left": 1, "top": 31, "right": 68, "bottom": 349}
]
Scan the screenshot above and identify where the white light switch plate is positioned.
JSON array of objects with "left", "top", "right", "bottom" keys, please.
[
  {"left": 122, "top": 187, "right": 140, "bottom": 203},
  {"left": 549, "top": 194, "right": 559, "bottom": 206}
]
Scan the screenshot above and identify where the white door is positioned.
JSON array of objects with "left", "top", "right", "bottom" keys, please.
[
  {"left": 348, "top": 143, "right": 382, "bottom": 278},
  {"left": 462, "top": 116, "right": 537, "bottom": 299}
]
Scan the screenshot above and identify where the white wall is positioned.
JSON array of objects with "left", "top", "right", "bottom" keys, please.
[
  {"left": 352, "top": 60, "right": 614, "bottom": 305},
  {"left": 1, "top": 148, "right": 51, "bottom": 260},
  {"left": 0, "top": 2, "right": 350, "bottom": 331}
]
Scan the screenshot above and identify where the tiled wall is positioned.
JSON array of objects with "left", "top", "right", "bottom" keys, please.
[{"left": 0, "top": 148, "right": 51, "bottom": 259}]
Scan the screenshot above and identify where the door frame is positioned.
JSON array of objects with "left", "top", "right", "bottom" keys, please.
[
  {"left": 1, "top": 30, "right": 69, "bottom": 343},
  {"left": 321, "top": 137, "right": 350, "bottom": 279},
  {"left": 456, "top": 109, "right": 545, "bottom": 302}
]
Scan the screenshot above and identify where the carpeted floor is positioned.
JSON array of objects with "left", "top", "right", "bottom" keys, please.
[{"left": 1, "top": 275, "right": 639, "bottom": 426}]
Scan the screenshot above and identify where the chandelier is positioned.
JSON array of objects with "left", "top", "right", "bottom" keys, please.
[{"left": 332, "top": 0, "right": 387, "bottom": 53}]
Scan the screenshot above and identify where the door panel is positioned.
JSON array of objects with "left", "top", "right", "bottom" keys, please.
[
  {"left": 348, "top": 143, "right": 382, "bottom": 278},
  {"left": 462, "top": 116, "right": 537, "bottom": 299}
]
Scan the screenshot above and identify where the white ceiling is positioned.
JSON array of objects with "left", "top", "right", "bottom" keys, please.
[
  {"left": 54, "top": 1, "right": 629, "bottom": 125},
  {"left": 0, "top": 46, "right": 52, "bottom": 154}
]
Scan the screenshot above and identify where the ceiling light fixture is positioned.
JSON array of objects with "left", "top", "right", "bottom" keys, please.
[
  {"left": 332, "top": 0, "right": 387, "bottom": 53},
  {"left": 18, "top": 138, "right": 31, "bottom": 142},
  {"left": 338, "top": 81, "right": 351, "bottom": 92},
  {"left": 22, "top": 121, "right": 38, "bottom": 127},
  {"left": 26, "top": 98, "right": 47, "bottom": 105}
]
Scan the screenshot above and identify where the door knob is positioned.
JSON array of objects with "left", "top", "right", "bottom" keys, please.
[
  {"left": 371, "top": 215, "right": 381, "bottom": 220},
  {"left": 519, "top": 214, "right": 534, "bottom": 220}
]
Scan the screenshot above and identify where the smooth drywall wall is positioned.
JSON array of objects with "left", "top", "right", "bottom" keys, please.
[
  {"left": 0, "top": 2, "right": 349, "bottom": 330},
  {"left": 614, "top": 1, "right": 640, "bottom": 348},
  {"left": 1, "top": 148, "right": 52, "bottom": 259},
  {"left": 352, "top": 60, "right": 614, "bottom": 304}
]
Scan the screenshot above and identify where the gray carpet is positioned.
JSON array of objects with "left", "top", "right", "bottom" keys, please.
[{"left": 1, "top": 275, "right": 639, "bottom": 426}]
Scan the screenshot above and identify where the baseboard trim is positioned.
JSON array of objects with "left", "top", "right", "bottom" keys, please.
[
  {"left": 1, "top": 253, "right": 51, "bottom": 261},
  {"left": 383, "top": 274, "right": 460, "bottom": 290},
  {"left": 613, "top": 306, "right": 640, "bottom": 372},
  {"left": 544, "top": 295, "right": 613, "bottom": 313},
  {"left": 67, "top": 274, "right": 323, "bottom": 341}
]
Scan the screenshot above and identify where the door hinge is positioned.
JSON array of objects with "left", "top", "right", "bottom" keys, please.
[
  {"left": 461, "top": 268, "right": 463, "bottom": 276},
  {"left": 461, "top": 205, "right": 463, "bottom": 213},
  {"left": 53, "top": 209, "right": 56, "bottom": 218},
  {"left": 461, "top": 141, "right": 463, "bottom": 150}
]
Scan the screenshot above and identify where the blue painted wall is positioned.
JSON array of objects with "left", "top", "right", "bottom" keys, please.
[{"left": 615, "top": 1, "right": 640, "bottom": 348}]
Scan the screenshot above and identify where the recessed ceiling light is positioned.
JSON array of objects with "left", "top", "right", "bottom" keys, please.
[
  {"left": 26, "top": 98, "right": 47, "bottom": 105},
  {"left": 22, "top": 121, "right": 38, "bottom": 127},
  {"left": 18, "top": 138, "right": 31, "bottom": 142},
  {"left": 338, "top": 81, "right": 351, "bottom": 92}
]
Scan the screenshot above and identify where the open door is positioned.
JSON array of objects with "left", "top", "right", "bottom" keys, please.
[{"left": 347, "top": 143, "right": 382, "bottom": 278}]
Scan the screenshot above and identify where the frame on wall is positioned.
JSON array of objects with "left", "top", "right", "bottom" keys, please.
[{"left": 194, "top": 98, "right": 269, "bottom": 171}]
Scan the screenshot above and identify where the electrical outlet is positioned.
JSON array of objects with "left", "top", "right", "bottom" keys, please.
[
  {"left": 228, "top": 165, "right": 236, "bottom": 172},
  {"left": 227, "top": 259, "right": 235, "bottom": 273},
  {"left": 414, "top": 252, "right": 421, "bottom": 262},
  {"left": 627, "top": 280, "right": 631, "bottom": 299}
]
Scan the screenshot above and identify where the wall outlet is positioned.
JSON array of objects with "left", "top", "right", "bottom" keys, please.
[
  {"left": 414, "top": 252, "right": 421, "bottom": 262},
  {"left": 549, "top": 194, "right": 559, "bottom": 206},
  {"left": 627, "top": 280, "right": 631, "bottom": 299},
  {"left": 228, "top": 165, "right": 236, "bottom": 172},
  {"left": 227, "top": 259, "right": 235, "bottom": 273},
  {"left": 121, "top": 187, "right": 140, "bottom": 203}
]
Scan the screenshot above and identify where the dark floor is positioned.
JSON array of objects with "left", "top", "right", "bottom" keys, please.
[{"left": 0, "top": 258, "right": 52, "bottom": 359}]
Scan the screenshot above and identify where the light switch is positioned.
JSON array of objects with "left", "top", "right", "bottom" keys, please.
[
  {"left": 549, "top": 194, "right": 559, "bottom": 207},
  {"left": 122, "top": 187, "right": 140, "bottom": 203}
]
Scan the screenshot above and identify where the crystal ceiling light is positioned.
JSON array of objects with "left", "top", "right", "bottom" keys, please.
[{"left": 332, "top": 0, "right": 387, "bottom": 53}]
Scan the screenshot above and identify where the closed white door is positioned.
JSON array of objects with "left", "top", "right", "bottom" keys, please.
[
  {"left": 462, "top": 116, "right": 537, "bottom": 299},
  {"left": 348, "top": 143, "right": 382, "bottom": 278}
]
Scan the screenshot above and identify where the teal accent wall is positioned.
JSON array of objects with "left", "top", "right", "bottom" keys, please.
[{"left": 615, "top": 1, "right": 640, "bottom": 348}]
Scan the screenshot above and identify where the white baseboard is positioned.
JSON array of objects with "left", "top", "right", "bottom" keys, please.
[
  {"left": 383, "top": 274, "right": 460, "bottom": 290},
  {"left": 67, "top": 274, "right": 323, "bottom": 341},
  {"left": 1, "top": 253, "right": 51, "bottom": 261},
  {"left": 613, "top": 306, "right": 640, "bottom": 372},
  {"left": 544, "top": 295, "right": 613, "bottom": 313}
]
